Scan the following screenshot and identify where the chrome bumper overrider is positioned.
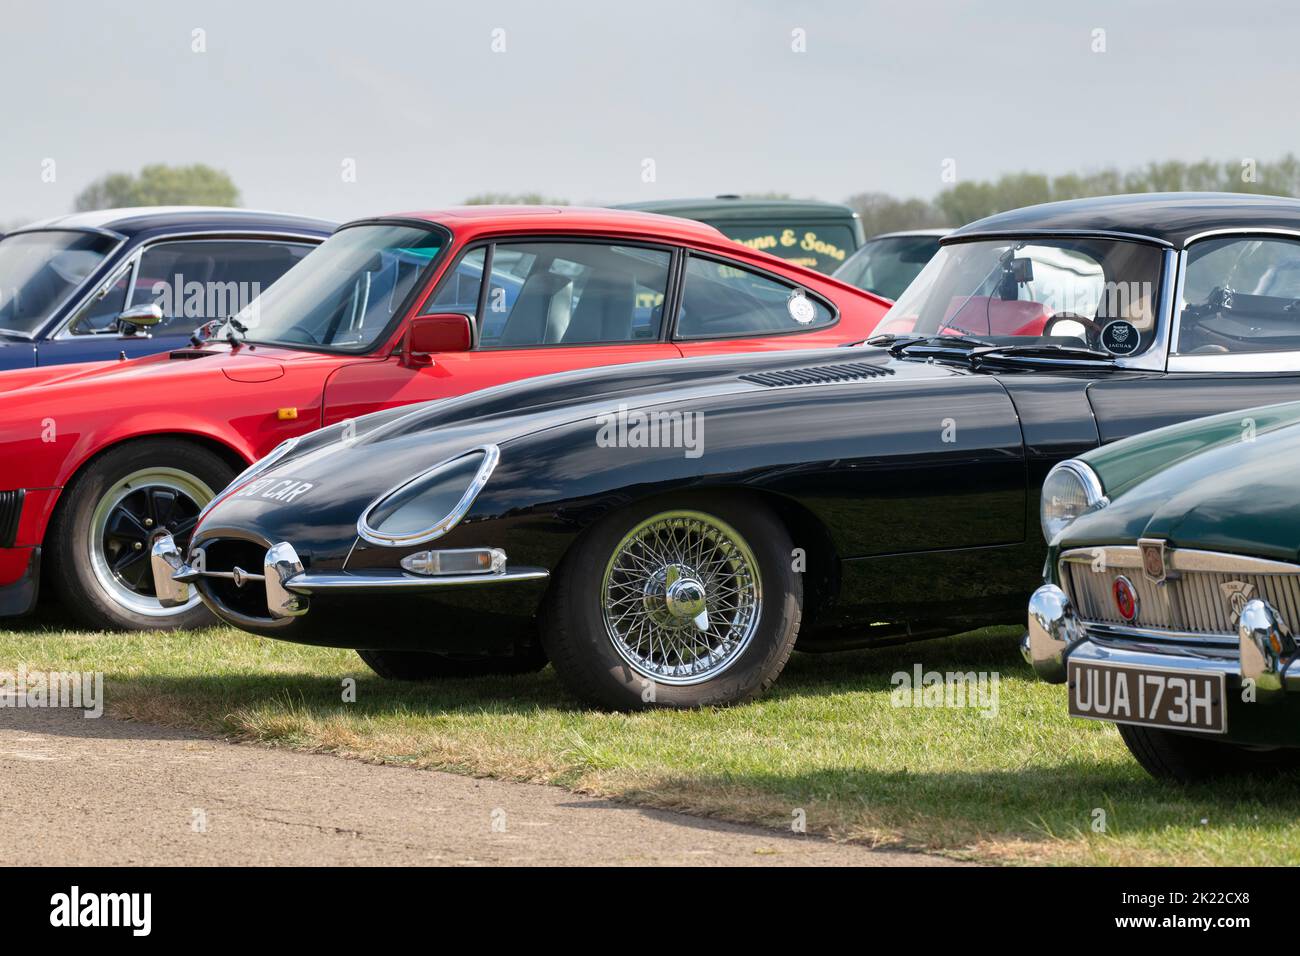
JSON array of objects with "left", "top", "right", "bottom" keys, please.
[
  {"left": 150, "top": 534, "right": 549, "bottom": 620},
  {"left": 1021, "top": 583, "right": 1300, "bottom": 700}
]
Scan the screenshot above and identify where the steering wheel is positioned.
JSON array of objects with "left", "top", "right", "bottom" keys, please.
[
  {"left": 1043, "top": 312, "right": 1105, "bottom": 347},
  {"left": 1176, "top": 286, "right": 1248, "bottom": 352}
]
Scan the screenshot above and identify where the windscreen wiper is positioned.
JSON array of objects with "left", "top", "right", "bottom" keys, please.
[
  {"left": 968, "top": 343, "right": 1115, "bottom": 367},
  {"left": 866, "top": 333, "right": 997, "bottom": 355}
]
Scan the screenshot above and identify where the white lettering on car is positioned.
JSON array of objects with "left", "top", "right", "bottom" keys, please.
[{"left": 234, "top": 478, "right": 314, "bottom": 503}]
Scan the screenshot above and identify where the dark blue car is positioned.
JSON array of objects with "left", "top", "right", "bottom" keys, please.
[{"left": 0, "top": 207, "right": 334, "bottom": 368}]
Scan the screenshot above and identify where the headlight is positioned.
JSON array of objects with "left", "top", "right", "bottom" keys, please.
[
  {"left": 1040, "top": 459, "right": 1107, "bottom": 542},
  {"left": 358, "top": 444, "right": 499, "bottom": 546}
]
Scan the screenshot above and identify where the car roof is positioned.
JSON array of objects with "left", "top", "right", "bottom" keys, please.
[
  {"left": 947, "top": 192, "right": 1300, "bottom": 249},
  {"left": 612, "top": 197, "right": 859, "bottom": 221},
  {"left": 14, "top": 206, "right": 336, "bottom": 238},
  {"left": 357, "top": 205, "right": 732, "bottom": 243}
]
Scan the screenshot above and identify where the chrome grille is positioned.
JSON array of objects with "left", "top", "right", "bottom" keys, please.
[{"left": 1060, "top": 545, "right": 1300, "bottom": 643}]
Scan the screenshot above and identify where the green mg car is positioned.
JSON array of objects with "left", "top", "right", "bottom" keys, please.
[{"left": 1025, "top": 402, "right": 1300, "bottom": 782}]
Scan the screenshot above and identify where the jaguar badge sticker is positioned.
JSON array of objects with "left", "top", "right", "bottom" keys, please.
[{"left": 1101, "top": 319, "right": 1140, "bottom": 356}]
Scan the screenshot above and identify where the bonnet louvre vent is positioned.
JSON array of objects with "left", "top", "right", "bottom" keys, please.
[{"left": 739, "top": 362, "right": 895, "bottom": 388}]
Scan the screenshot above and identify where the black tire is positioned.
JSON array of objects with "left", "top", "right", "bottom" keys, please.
[
  {"left": 357, "top": 645, "right": 548, "bottom": 680},
  {"left": 541, "top": 495, "right": 802, "bottom": 711},
  {"left": 46, "top": 439, "right": 235, "bottom": 631},
  {"left": 1118, "top": 723, "right": 1300, "bottom": 783}
]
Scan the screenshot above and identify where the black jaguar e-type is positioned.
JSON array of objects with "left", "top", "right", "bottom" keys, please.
[{"left": 154, "top": 193, "right": 1300, "bottom": 709}]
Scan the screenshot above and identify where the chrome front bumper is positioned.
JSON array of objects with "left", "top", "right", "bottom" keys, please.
[
  {"left": 150, "top": 535, "right": 549, "bottom": 620},
  {"left": 1021, "top": 583, "right": 1300, "bottom": 700}
]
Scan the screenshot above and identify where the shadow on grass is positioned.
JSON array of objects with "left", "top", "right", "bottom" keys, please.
[
  {"left": 4, "top": 601, "right": 86, "bottom": 634},
  {"left": 781, "top": 626, "right": 1028, "bottom": 689}
]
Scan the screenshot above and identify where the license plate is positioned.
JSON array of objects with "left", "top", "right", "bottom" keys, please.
[{"left": 1067, "top": 659, "right": 1226, "bottom": 734}]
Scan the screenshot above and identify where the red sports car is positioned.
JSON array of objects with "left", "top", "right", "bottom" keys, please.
[{"left": 0, "top": 206, "right": 888, "bottom": 630}]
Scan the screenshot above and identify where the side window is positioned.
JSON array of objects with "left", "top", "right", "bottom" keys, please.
[
  {"left": 423, "top": 247, "right": 486, "bottom": 318},
  {"left": 675, "top": 256, "right": 834, "bottom": 339},
  {"left": 477, "top": 242, "right": 671, "bottom": 349},
  {"left": 68, "top": 263, "right": 133, "bottom": 334},
  {"left": 127, "top": 239, "right": 315, "bottom": 337},
  {"left": 1177, "top": 236, "right": 1300, "bottom": 354}
]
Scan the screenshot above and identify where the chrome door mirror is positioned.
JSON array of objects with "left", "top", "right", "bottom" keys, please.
[{"left": 117, "top": 303, "right": 164, "bottom": 338}]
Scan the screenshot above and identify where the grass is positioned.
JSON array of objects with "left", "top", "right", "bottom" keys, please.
[{"left": 4, "top": 611, "right": 1300, "bottom": 865}]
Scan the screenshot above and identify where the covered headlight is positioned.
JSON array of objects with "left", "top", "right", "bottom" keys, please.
[
  {"left": 1040, "top": 459, "right": 1107, "bottom": 542},
  {"left": 358, "top": 444, "right": 499, "bottom": 546}
]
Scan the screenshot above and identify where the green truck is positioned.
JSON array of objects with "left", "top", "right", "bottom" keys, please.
[{"left": 614, "top": 196, "right": 864, "bottom": 275}]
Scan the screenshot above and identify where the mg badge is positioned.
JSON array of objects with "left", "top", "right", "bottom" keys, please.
[
  {"left": 1138, "top": 537, "right": 1166, "bottom": 583},
  {"left": 1221, "top": 580, "right": 1256, "bottom": 626},
  {"left": 1112, "top": 575, "right": 1140, "bottom": 623}
]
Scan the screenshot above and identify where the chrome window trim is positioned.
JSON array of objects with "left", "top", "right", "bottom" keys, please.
[
  {"left": 1169, "top": 246, "right": 1189, "bottom": 357},
  {"left": 1169, "top": 351, "right": 1300, "bottom": 372},
  {"left": 1180, "top": 226, "right": 1300, "bottom": 245},
  {"left": 1168, "top": 228, "right": 1300, "bottom": 372},
  {"left": 49, "top": 230, "right": 324, "bottom": 340},
  {"left": 60, "top": 256, "right": 137, "bottom": 337},
  {"left": 1112, "top": 246, "right": 1177, "bottom": 371},
  {"left": 356, "top": 444, "right": 500, "bottom": 548}
]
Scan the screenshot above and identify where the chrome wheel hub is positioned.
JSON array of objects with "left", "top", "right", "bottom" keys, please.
[
  {"left": 602, "top": 511, "right": 761, "bottom": 686},
  {"left": 89, "top": 467, "right": 214, "bottom": 618},
  {"left": 641, "top": 564, "right": 710, "bottom": 632}
]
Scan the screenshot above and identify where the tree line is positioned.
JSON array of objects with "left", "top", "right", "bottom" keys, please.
[{"left": 50, "top": 155, "right": 1300, "bottom": 239}]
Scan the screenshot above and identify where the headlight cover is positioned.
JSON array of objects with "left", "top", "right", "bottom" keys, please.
[
  {"left": 1040, "top": 459, "right": 1107, "bottom": 543},
  {"left": 358, "top": 445, "right": 499, "bottom": 547}
]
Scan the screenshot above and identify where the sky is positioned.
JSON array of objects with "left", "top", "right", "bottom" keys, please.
[{"left": 1, "top": 0, "right": 1296, "bottom": 226}]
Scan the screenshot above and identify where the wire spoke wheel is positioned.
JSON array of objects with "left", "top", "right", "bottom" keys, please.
[
  {"left": 88, "top": 467, "right": 214, "bottom": 618},
  {"left": 601, "top": 510, "right": 762, "bottom": 685}
]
